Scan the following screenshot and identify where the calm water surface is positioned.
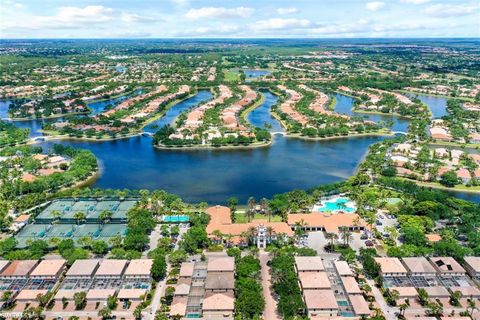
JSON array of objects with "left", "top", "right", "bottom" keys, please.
[{"left": 1, "top": 92, "right": 478, "bottom": 203}]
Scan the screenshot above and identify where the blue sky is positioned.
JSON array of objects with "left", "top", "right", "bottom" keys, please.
[{"left": 0, "top": 0, "right": 479, "bottom": 38}]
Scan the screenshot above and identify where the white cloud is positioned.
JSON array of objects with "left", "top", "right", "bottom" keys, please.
[
  {"left": 400, "top": 0, "right": 430, "bottom": 4},
  {"left": 0, "top": 5, "right": 115, "bottom": 30},
  {"left": 121, "top": 13, "right": 156, "bottom": 23},
  {"left": 251, "top": 18, "right": 311, "bottom": 31},
  {"left": 55, "top": 6, "right": 114, "bottom": 23},
  {"left": 366, "top": 1, "right": 385, "bottom": 11},
  {"left": 277, "top": 7, "right": 299, "bottom": 15},
  {"left": 185, "top": 7, "right": 254, "bottom": 19},
  {"left": 2, "top": 0, "right": 25, "bottom": 9},
  {"left": 425, "top": 3, "right": 479, "bottom": 17}
]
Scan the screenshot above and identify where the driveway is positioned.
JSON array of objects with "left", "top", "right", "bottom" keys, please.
[
  {"left": 307, "top": 231, "right": 327, "bottom": 254},
  {"left": 259, "top": 250, "right": 281, "bottom": 320}
]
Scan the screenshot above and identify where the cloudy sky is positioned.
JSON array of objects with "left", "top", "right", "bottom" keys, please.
[{"left": 0, "top": 0, "right": 479, "bottom": 38}]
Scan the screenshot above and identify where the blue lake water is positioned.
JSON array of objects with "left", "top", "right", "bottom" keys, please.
[
  {"left": 334, "top": 94, "right": 410, "bottom": 132},
  {"left": 247, "top": 91, "right": 284, "bottom": 132},
  {"left": 244, "top": 69, "right": 271, "bottom": 79},
  {"left": 1, "top": 92, "right": 478, "bottom": 204},
  {"left": 143, "top": 90, "right": 213, "bottom": 133},
  {"left": 87, "top": 89, "right": 144, "bottom": 115},
  {"left": 412, "top": 94, "right": 448, "bottom": 119}
]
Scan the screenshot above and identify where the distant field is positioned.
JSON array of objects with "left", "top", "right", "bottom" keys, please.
[{"left": 223, "top": 69, "right": 241, "bottom": 82}]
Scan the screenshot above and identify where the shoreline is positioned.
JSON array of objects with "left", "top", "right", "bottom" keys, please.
[
  {"left": 284, "top": 130, "right": 394, "bottom": 141},
  {"left": 36, "top": 90, "right": 198, "bottom": 142},
  {"left": 427, "top": 140, "right": 480, "bottom": 149},
  {"left": 240, "top": 93, "right": 266, "bottom": 125},
  {"left": 398, "top": 89, "right": 474, "bottom": 102},
  {"left": 154, "top": 139, "right": 272, "bottom": 151},
  {"left": 7, "top": 111, "right": 90, "bottom": 121},
  {"left": 398, "top": 177, "right": 480, "bottom": 194}
]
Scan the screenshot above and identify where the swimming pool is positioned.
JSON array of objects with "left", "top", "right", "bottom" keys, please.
[
  {"left": 162, "top": 215, "right": 190, "bottom": 223},
  {"left": 316, "top": 197, "right": 356, "bottom": 213},
  {"left": 337, "top": 300, "right": 349, "bottom": 306}
]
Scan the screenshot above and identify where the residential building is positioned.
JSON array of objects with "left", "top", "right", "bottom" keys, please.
[
  {"left": 429, "top": 257, "right": 466, "bottom": 277},
  {"left": 375, "top": 257, "right": 408, "bottom": 277}
]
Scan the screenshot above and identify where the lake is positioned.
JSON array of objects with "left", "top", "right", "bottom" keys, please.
[{"left": 1, "top": 92, "right": 478, "bottom": 204}]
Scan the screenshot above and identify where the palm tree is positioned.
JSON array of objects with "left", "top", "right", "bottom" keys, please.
[
  {"left": 246, "top": 226, "right": 257, "bottom": 245},
  {"left": 212, "top": 230, "right": 224, "bottom": 244},
  {"left": 73, "top": 212, "right": 86, "bottom": 225},
  {"left": 247, "top": 197, "right": 256, "bottom": 222},
  {"left": 449, "top": 290, "right": 462, "bottom": 307},
  {"left": 260, "top": 198, "right": 268, "bottom": 213},
  {"left": 339, "top": 226, "right": 353, "bottom": 246},
  {"left": 51, "top": 210, "right": 62, "bottom": 222},
  {"left": 266, "top": 226, "right": 275, "bottom": 243},
  {"left": 399, "top": 302, "right": 408, "bottom": 317},
  {"left": 417, "top": 288, "right": 429, "bottom": 306},
  {"left": 426, "top": 301, "right": 443, "bottom": 317},
  {"left": 467, "top": 297, "right": 477, "bottom": 316},
  {"left": 326, "top": 233, "right": 338, "bottom": 250},
  {"left": 99, "top": 210, "right": 112, "bottom": 225},
  {"left": 294, "top": 219, "right": 307, "bottom": 241}
]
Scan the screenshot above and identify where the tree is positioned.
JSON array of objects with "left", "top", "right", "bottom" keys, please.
[
  {"left": 227, "top": 197, "right": 238, "bottom": 223},
  {"left": 247, "top": 197, "right": 256, "bottom": 222},
  {"left": 417, "top": 288, "right": 429, "bottom": 306},
  {"left": 467, "top": 298, "right": 477, "bottom": 316},
  {"left": 426, "top": 301, "right": 443, "bottom": 317},
  {"left": 107, "top": 295, "right": 117, "bottom": 310},
  {"left": 99, "top": 210, "right": 113, "bottom": 224},
  {"left": 152, "top": 253, "right": 167, "bottom": 281},
  {"left": 73, "top": 291, "right": 87, "bottom": 310},
  {"left": 339, "top": 226, "right": 353, "bottom": 246},
  {"left": 449, "top": 290, "right": 462, "bottom": 307},
  {"left": 440, "top": 171, "right": 459, "bottom": 188},
  {"left": 98, "top": 307, "right": 112, "bottom": 319},
  {"left": 73, "top": 211, "right": 86, "bottom": 225},
  {"left": 326, "top": 233, "right": 338, "bottom": 250},
  {"left": 92, "top": 240, "right": 109, "bottom": 255}
]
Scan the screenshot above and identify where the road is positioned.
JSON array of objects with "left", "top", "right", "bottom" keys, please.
[
  {"left": 146, "top": 224, "right": 188, "bottom": 319},
  {"left": 367, "top": 278, "right": 397, "bottom": 320},
  {"left": 259, "top": 250, "right": 281, "bottom": 320}
]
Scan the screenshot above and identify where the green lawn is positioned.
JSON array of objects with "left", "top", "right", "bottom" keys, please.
[
  {"left": 234, "top": 212, "right": 283, "bottom": 224},
  {"left": 223, "top": 69, "right": 241, "bottom": 82}
]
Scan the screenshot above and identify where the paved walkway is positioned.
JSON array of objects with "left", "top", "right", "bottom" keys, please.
[
  {"left": 367, "top": 278, "right": 397, "bottom": 320},
  {"left": 259, "top": 250, "right": 281, "bottom": 320}
]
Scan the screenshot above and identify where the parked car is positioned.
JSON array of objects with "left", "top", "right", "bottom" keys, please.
[
  {"left": 365, "top": 240, "right": 374, "bottom": 247},
  {"left": 360, "top": 233, "right": 368, "bottom": 240},
  {"left": 375, "top": 220, "right": 383, "bottom": 226}
]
